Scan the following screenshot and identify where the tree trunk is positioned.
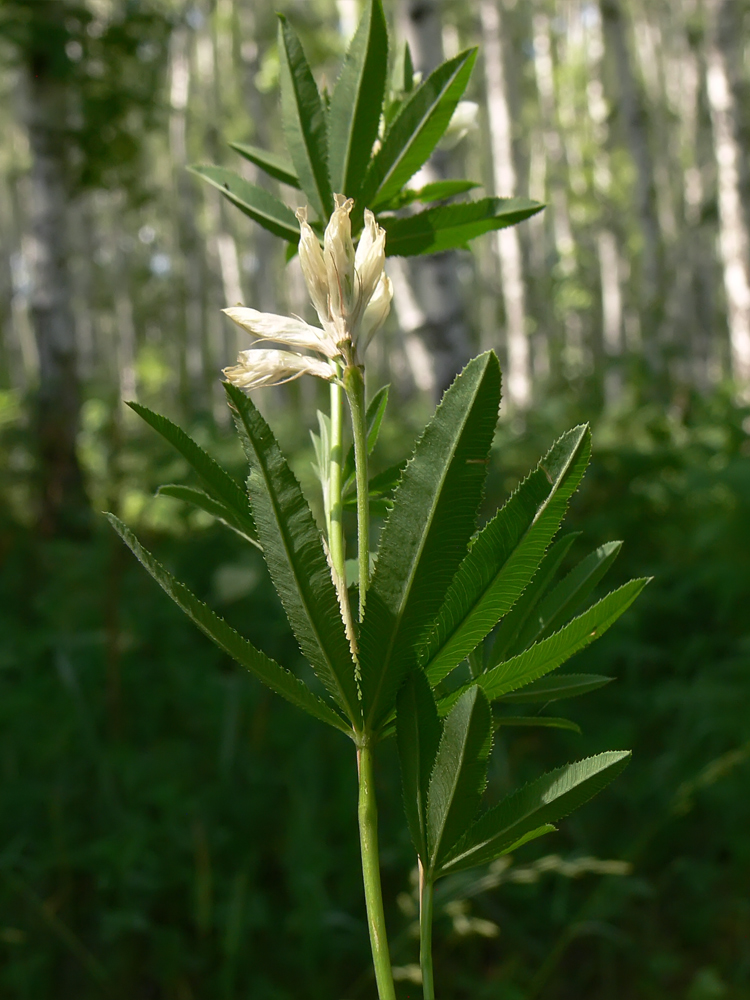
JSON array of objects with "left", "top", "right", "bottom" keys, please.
[
  {"left": 394, "top": 0, "right": 473, "bottom": 397},
  {"left": 480, "top": 0, "right": 530, "bottom": 409},
  {"left": 705, "top": 0, "right": 750, "bottom": 393},
  {"left": 24, "top": 49, "right": 89, "bottom": 537}
]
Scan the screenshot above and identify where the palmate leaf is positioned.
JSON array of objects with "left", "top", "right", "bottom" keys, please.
[
  {"left": 427, "top": 686, "right": 492, "bottom": 873},
  {"left": 397, "top": 669, "right": 441, "bottom": 862},
  {"left": 422, "top": 427, "right": 591, "bottom": 688},
  {"left": 156, "top": 484, "right": 261, "bottom": 548},
  {"left": 328, "top": 0, "right": 388, "bottom": 197},
  {"left": 439, "top": 751, "right": 631, "bottom": 875},
  {"left": 107, "top": 516, "right": 350, "bottom": 736},
  {"left": 188, "top": 166, "right": 300, "bottom": 244},
  {"left": 357, "top": 352, "right": 502, "bottom": 733},
  {"left": 229, "top": 141, "right": 300, "bottom": 188},
  {"left": 225, "top": 383, "right": 362, "bottom": 728},
  {"left": 499, "top": 673, "right": 613, "bottom": 705},
  {"left": 511, "top": 540, "right": 623, "bottom": 654},
  {"left": 381, "top": 197, "right": 544, "bottom": 257},
  {"left": 127, "top": 402, "right": 258, "bottom": 544},
  {"left": 489, "top": 532, "right": 580, "bottom": 667},
  {"left": 442, "top": 578, "right": 650, "bottom": 710},
  {"left": 278, "top": 15, "right": 333, "bottom": 218},
  {"left": 360, "top": 49, "right": 477, "bottom": 213}
]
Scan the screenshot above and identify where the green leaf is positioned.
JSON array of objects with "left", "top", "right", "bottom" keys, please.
[
  {"left": 328, "top": 0, "right": 388, "bottom": 197},
  {"left": 397, "top": 669, "right": 442, "bottom": 862},
  {"left": 107, "top": 515, "right": 350, "bottom": 736},
  {"left": 463, "top": 579, "right": 650, "bottom": 706},
  {"left": 391, "top": 39, "right": 415, "bottom": 95},
  {"left": 422, "top": 427, "right": 591, "bottom": 688},
  {"left": 427, "top": 686, "right": 492, "bottom": 873},
  {"left": 439, "top": 751, "right": 631, "bottom": 875},
  {"left": 278, "top": 15, "right": 333, "bottom": 218},
  {"left": 127, "top": 402, "right": 257, "bottom": 544},
  {"left": 188, "top": 166, "right": 300, "bottom": 244},
  {"left": 499, "top": 673, "right": 613, "bottom": 705},
  {"left": 382, "top": 179, "right": 481, "bottom": 211},
  {"left": 361, "top": 49, "right": 478, "bottom": 211},
  {"left": 342, "top": 385, "right": 390, "bottom": 491},
  {"left": 513, "top": 541, "right": 623, "bottom": 652},
  {"left": 358, "top": 352, "right": 502, "bottom": 733},
  {"left": 156, "top": 484, "right": 261, "bottom": 548},
  {"left": 488, "top": 532, "right": 580, "bottom": 669},
  {"left": 493, "top": 715, "right": 581, "bottom": 735},
  {"left": 225, "top": 383, "right": 362, "bottom": 727},
  {"left": 381, "top": 197, "right": 544, "bottom": 257},
  {"left": 228, "top": 141, "right": 300, "bottom": 188}
]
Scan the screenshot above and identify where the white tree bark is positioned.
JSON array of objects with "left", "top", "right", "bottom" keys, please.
[
  {"left": 705, "top": 0, "right": 750, "bottom": 393},
  {"left": 480, "top": 0, "right": 530, "bottom": 409}
]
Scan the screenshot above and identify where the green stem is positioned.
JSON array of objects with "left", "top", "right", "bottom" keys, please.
[
  {"left": 358, "top": 743, "right": 396, "bottom": 1000},
  {"left": 328, "top": 379, "right": 346, "bottom": 585},
  {"left": 344, "top": 366, "right": 369, "bottom": 620},
  {"left": 419, "top": 862, "right": 435, "bottom": 1000}
]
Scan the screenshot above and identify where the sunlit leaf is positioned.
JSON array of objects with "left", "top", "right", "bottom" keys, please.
[
  {"left": 229, "top": 141, "right": 300, "bottom": 188},
  {"left": 189, "top": 165, "right": 300, "bottom": 244},
  {"left": 156, "top": 484, "right": 261, "bottom": 548}
]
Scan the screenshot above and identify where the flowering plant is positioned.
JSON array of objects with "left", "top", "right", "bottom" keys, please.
[{"left": 109, "top": 4, "right": 646, "bottom": 997}]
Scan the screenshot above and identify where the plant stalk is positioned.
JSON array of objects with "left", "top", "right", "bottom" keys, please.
[
  {"left": 419, "top": 861, "right": 436, "bottom": 1000},
  {"left": 358, "top": 743, "right": 396, "bottom": 1000},
  {"left": 328, "top": 379, "right": 346, "bottom": 585},
  {"left": 344, "top": 366, "right": 369, "bottom": 619}
]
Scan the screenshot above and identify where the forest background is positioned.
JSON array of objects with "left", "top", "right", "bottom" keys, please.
[{"left": 1, "top": 0, "right": 749, "bottom": 998}]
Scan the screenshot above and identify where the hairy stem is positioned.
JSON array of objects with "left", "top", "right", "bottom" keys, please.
[
  {"left": 358, "top": 743, "right": 396, "bottom": 1000},
  {"left": 419, "top": 862, "right": 436, "bottom": 1000},
  {"left": 344, "top": 366, "right": 369, "bottom": 619},
  {"left": 328, "top": 379, "right": 346, "bottom": 584}
]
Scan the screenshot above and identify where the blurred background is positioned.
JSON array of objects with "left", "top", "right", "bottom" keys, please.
[{"left": 1, "top": 0, "right": 749, "bottom": 997}]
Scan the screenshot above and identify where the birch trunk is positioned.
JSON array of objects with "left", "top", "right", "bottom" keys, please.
[
  {"left": 24, "top": 51, "right": 89, "bottom": 537},
  {"left": 480, "top": 0, "right": 530, "bottom": 409},
  {"left": 394, "top": 0, "right": 472, "bottom": 397},
  {"left": 705, "top": 0, "right": 750, "bottom": 392}
]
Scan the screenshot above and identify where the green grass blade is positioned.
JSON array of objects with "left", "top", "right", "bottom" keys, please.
[
  {"left": 382, "top": 197, "right": 544, "bottom": 257},
  {"left": 127, "top": 402, "right": 257, "bottom": 543},
  {"left": 228, "top": 141, "right": 300, "bottom": 188},
  {"left": 493, "top": 714, "right": 582, "bottom": 735},
  {"left": 427, "top": 686, "right": 492, "bottom": 873},
  {"left": 451, "top": 579, "right": 649, "bottom": 707},
  {"left": 189, "top": 166, "right": 300, "bottom": 244},
  {"left": 156, "top": 485, "right": 261, "bottom": 549},
  {"left": 358, "top": 352, "right": 502, "bottom": 733},
  {"left": 225, "top": 384, "right": 362, "bottom": 727},
  {"left": 360, "top": 49, "right": 477, "bottom": 211},
  {"left": 422, "top": 426, "right": 591, "bottom": 688},
  {"left": 107, "top": 515, "right": 350, "bottom": 736},
  {"left": 328, "top": 0, "right": 388, "bottom": 197},
  {"left": 439, "top": 751, "right": 631, "bottom": 875},
  {"left": 397, "top": 669, "right": 442, "bottom": 862},
  {"left": 488, "top": 533, "right": 580, "bottom": 669},
  {"left": 498, "top": 673, "right": 613, "bottom": 704},
  {"left": 513, "top": 541, "right": 623, "bottom": 652},
  {"left": 278, "top": 15, "right": 333, "bottom": 218}
]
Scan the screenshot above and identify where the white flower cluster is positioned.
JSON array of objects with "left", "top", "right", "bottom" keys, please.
[{"left": 223, "top": 195, "right": 392, "bottom": 391}]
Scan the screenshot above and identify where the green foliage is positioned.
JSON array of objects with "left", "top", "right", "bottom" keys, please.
[
  {"left": 225, "top": 383, "right": 361, "bottom": 729},
  {"left": 396, "top": 669, "right": 441, "bottom": 863},
  {"left": 188, "top": 166, "right": 300, "bottom": 243}
]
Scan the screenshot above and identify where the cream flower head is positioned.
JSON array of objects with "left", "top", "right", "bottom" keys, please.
[{"left": 222, "top": 195, "right": 392, "bottom": 391}]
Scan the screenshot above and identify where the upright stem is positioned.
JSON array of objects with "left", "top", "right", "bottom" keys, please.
[
  {"left": 344, "top": 366, "right": 369, "bottom": 619},
  {"left": 328, "top": 380, "right": 346, "bottom": 584},
  {"left": 358, "top": 743, "right": 396, "bottom": 1000},
  {"left": 419, "top": 861, "right": 436, "bottom": 1000}
]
